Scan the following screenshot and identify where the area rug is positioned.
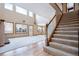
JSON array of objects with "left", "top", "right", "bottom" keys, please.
[{"left": 0, "top": 35, "right": 46, "bottom": 53}]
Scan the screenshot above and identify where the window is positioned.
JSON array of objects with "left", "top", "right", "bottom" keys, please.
[
  {"left": 67, "top": 3, "right": 74, "bottom": 9},
  {"left": 16, "top": 6, "right": 27, "bottom": 15},
  {"left": 42, "top": 26, "right": 45, "bottom": 33},
  {"left": 29, "top": 11, "right": 33, "bottom": 17},
  {"left": 4, "top": 22, "right": 13, "bottom": 33},
  {"left": 42, "top": 27, "right": 45, "bottom": 31},
  {"left": 5, "top": 3, "right": 13, "bottom": 11},
  {"left": 67, "top": 3, "right": 74, "bottom": 12},
  {"left": 16, "top": 24, "right": 28, "bottom": 33},
  {"left": 37, "top": 26, "right": 43, "bottom": 33}
]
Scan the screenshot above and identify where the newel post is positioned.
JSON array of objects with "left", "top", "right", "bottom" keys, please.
[{"left": 45, "top": 24, "right": 49, "bottom": 46}]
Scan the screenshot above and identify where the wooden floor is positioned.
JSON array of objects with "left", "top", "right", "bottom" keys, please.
[{"left": 0, "top": 40, "right": 51, "bottom": 56}]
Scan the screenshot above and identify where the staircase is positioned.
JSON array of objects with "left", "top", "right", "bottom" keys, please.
[{"left": 44, "top": 11, "right": 79, "bottom": 56}]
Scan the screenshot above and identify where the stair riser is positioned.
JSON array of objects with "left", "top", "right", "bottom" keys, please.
[
  {"left": 62, "top": 17, "right": 78, "bottom": 20},
  {"left": 56, "top": 28, "right": 79, "bottom": 31},
  {"left": 58, "top": 24, "right": 79, "bottom": 27},
  {"left": 59, "top": 21, "right": 79, "bottom": 25},
  {"left": 44, "top": 11, "right": 79, "bottom": 56},
  {"left": 63, "top": 13, "right": 78, "bottom": 17},
  {"left": 64, "top": 12, "right": 77, "bottom": 14},
  {"left": 43, "top": 47, "right": 71, "bottom": 56},
  {"left": 62, "top": 14, "right": 78, "bottom": 17},
  {"left": 49, "top": 43, "right": 78, "bottom": 55},
  {"left": 60, "top": 20, "right": 79, "bottom": 23},
  {"left": 44, "top": 47, "right": 57, "bottom": 56},
  {"left": 60, "top": 19, "right": 79, "bottom": 22},
  {"left": 53, "top": 35, "right": 78, "bottom": 41},
  {"left": 52, "top": 39, "right": 78, "bottom": 47},
  {"left": 63, "top": 14, "right": 78, "bottom": 17},
  {"left": 65, "top": 11, "right": 78, "bottom": 15},
  {"left": 55, "top": 31, "right": 78, "bottom": 35},
  {"left": 64, "top": 12, "right": 78, "bottom": 15}
]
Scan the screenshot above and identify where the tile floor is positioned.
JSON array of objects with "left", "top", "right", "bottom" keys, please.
[{"left": 0, "top": 35, "right": 51, "bottom": 56}]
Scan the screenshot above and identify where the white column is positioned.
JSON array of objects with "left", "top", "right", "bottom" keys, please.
[{"left": 0, "top": 20, "right": 5, "bottom": 47}]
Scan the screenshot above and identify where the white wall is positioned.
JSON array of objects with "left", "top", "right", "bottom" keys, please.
[
  {"left": 15, "top": 3, "right": 56, "bottom": 20},
  {"left": 36, "top": 15, "right": 49, "bottom": 24},
  {"left": 0, "top": 3, "right": 35, "bottom": 38},
  {"left": 56, "top": 3, "right": 62, "bottom": 11},
  {"left": 0, "top": 4, "right": 34, "bottom": 25},
  {"left": 0, "top": 3, "right": 56, "bottom": 38},
  {"left": 75, "top": 3, "right": 79, "bottom": 11},
  {"left": 47, "top": 3, "right": 62, "bottom": 38}
]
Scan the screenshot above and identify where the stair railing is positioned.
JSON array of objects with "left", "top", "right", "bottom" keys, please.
[
  {"left": 45, "top": 15, "right": 56, "bottom": 46},
  {"left": 45, "top": 3, "right": 63, "bottom": 46}
]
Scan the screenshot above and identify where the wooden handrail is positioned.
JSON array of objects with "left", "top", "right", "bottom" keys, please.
[
  {"left": 47, "top": 15, "right": 56, "bottom": 26},
  {"left": 45, "top": 3, "right": 63, "bottom": 46},
  {"left": 47, "top": 3, "right": 63, "bottom": 26},
  {"left": 46, "top": 13, "right": 63, "bottom": 46},
  {"left": 55, "top": 3, "right": 62, "bottom": 13},
  {"left": 45, "top": 15, "right": 56, "bottom": 46}
]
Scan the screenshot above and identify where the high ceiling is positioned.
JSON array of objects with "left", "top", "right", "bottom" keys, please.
[{"left": 14, "top": 3, "right": 56, "bottom": 19}]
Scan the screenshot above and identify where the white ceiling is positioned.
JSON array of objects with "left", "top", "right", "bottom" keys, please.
[
  {"left": 14, "top": 3, "right": 55, "bottom": 19},
  {"left": 13, "top": 3, "right": 56, "bottom": 25}
]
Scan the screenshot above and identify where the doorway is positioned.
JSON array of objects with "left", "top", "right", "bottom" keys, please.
[{"left": 29, "top": 25, "right": 33, "bottom": 36}]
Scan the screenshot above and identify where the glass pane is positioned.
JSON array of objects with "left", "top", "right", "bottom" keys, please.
[
  {"left": 4, "top": 22, "right": 13, "bottom": 33},
  {"left": 29, "top": 11, "right": 33, "bottom": 17},
  {"left": 16, "top": 24, "right": 27, "bottom": 32},
  {"left": 5, "top": 3, "right": 13, "bottom": 11},
  {"left": 16, "top": 6, "right": 27, "bottom": 15}
]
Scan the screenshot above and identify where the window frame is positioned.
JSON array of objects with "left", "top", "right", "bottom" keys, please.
[
  {"left": 28, "top": 11, "right": 34, "bottom": 17},
  {"left": 37, "top": 26, "right": 43, "bottom": 35},
  {"left": 4, "top": 3, "right": 13, "bottom": 11},
  {"left": 15, "top": 23, "right": 28, "bottom": 34},
  {"left": 15, "top": 6, "right": 27, "bottom": 15},
  {"left": 67, "top": 3, "right": 75, "bottom": 12},
  {"left": 4, "top": 21, "right": 14, "bottom": 34}
]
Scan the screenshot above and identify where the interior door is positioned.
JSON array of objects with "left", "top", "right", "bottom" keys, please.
[{"left": 29, "top": 26, "right": 33, "bottom": 36}]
